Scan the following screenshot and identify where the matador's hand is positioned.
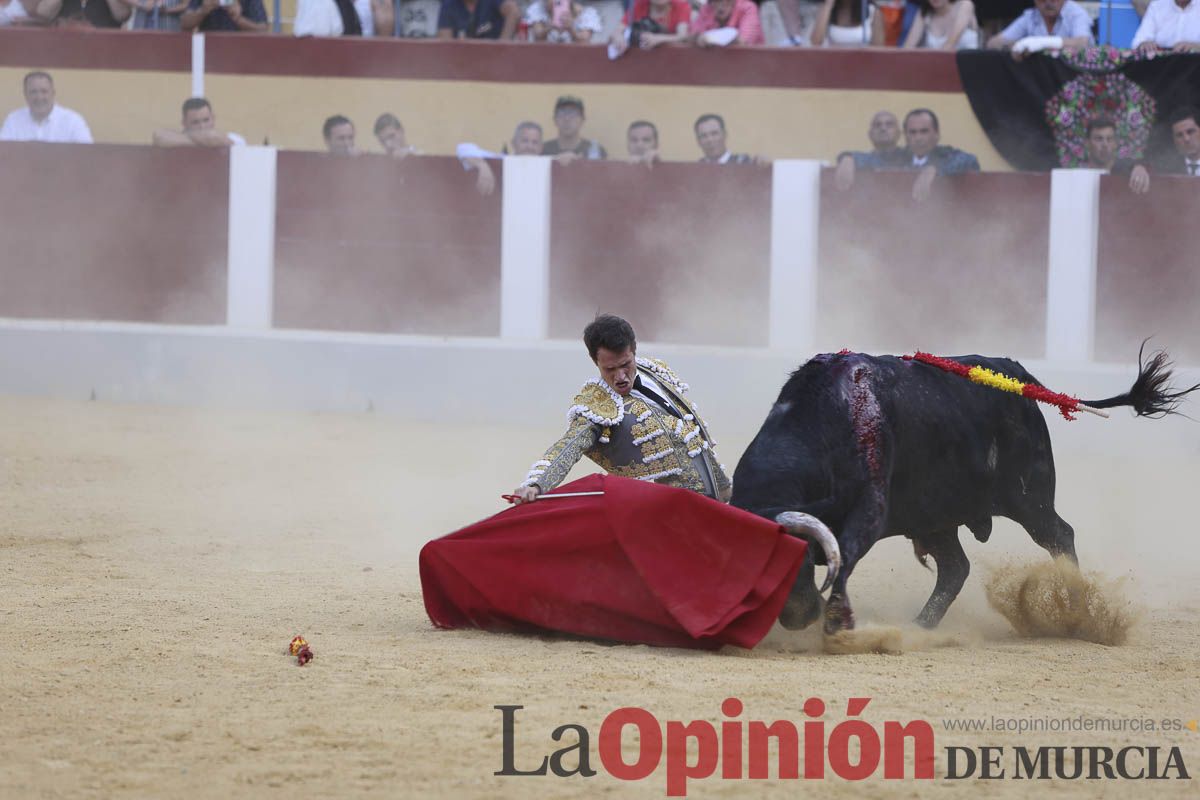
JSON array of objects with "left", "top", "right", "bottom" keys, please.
[{"left": 511, "top": 485, "right": 541, "bottom": 504}]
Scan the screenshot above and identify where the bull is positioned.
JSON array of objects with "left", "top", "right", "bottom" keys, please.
[{"left": 731, "top": 348, "right": 1196, "bottom": 634}]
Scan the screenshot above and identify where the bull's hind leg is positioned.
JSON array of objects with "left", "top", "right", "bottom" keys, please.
[
  {"left": 1018, "top": 510, "right": 1078, "bottom": 564},
  {"left": 1006, "top": 450, "right": 1078, "bottom": 564},
  {"left": 913, "top": 529, "right": 970, "bottom": 629}
]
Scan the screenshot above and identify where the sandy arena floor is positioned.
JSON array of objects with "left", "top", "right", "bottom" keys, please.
[{"left": 1, "top": 395, "right": 1198, "bottom": 798}]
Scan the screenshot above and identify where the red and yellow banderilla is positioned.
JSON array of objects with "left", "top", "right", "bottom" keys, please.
[{"left": 902, "top": 352, "right": 1109, "bottom": 421}]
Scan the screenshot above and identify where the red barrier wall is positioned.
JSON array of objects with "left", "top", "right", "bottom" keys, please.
[
  {"left": 547, "top": 161, "right": 772, "bottom": 346},
  {"left": 273, "top": 153, "right": 502, "bottom": 335},
  {"left": 0, "top": 28, "right": 961, "bottom": 92},
  {"left": 0, "top": 142, "right": 228, "bottom": 324},
  {"left": 817, "top": 170, "right": 1050, "bottom": 358},
  {"left": 1096, "top": 175, "right": 1200, "bottom": 365}
]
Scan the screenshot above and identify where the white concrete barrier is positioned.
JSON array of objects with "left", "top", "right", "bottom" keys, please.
[{"left": 1046, "top": 168, "right": 1101, "bottom": 363}]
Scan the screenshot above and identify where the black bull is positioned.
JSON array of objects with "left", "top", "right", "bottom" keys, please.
[{"left": 731, "top": 350, "right": 1196, "bottom": 634}]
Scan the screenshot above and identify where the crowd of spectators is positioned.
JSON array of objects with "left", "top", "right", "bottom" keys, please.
[
  {"left": 2, "top": 70, "right": 1198, "bottom": 197},
  {"left": 1, "top": 0, "right": 1196, "bottom": 54}
]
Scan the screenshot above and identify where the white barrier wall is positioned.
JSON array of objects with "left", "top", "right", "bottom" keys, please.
[
  {"left": 0, "top": 149, "right": 1149, "bottom": 424},
  {"left": 3, "top": 319, "right": 1194, "bottom": 437},
  {"left": 211, "top": 148, "right": 1104, "bottom": 361}
]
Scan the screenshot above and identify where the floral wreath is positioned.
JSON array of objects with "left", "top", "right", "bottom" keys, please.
[{"left": 1045, "top": 72, "right": 1156, "bottom": 167}]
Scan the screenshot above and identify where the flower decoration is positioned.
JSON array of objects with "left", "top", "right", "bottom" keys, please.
[{"left": 1045, "top": 72, "right": 1156, "bottom": 166}]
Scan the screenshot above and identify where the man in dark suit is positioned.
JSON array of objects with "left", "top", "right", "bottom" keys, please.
[{"left": 1158, "top": 106, "right": 1200, "bottom": 176}]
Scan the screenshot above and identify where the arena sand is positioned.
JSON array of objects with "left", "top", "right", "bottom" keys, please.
[{"left": 1, "top": 395, "right": 1198, "bottom": 798}]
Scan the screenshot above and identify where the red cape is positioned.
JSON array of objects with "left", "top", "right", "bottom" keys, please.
[{"left": 419, "top": 474, "right": 808, "bottom": 650}]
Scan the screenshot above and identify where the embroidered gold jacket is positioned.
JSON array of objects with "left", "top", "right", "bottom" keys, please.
[{"left": 521, "top": 357, "right": 732, "bottom": 500}]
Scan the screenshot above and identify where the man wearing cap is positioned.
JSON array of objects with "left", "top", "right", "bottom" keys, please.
[
  {"left": 511, "top": 314, "right": 731, "bottom": 504},
  {"left": 542, "top": 96, "right": 608, "bottom": 161}
]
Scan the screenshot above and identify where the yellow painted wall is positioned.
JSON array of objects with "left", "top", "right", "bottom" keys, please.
[{"left": 2, "top": 67, "right": 1007, "bottom": 169}]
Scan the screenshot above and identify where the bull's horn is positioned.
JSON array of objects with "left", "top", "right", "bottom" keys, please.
[{"left": 775, "top": 511, "right": 841, "bottom": 593}]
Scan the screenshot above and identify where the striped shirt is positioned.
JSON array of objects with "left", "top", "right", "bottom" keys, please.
[{"left": 692, "top": 0, "right": 764, "bottom": 45}]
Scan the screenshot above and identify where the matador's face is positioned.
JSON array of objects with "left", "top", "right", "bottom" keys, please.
[{"left": 595, "top": 346, "right": 637, "bottom": 397}]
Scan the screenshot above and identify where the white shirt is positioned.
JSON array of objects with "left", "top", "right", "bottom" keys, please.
[
  {"left": 0, "top": 104, "right": 93, "bottom": 144},
  {"left": 1132, "top": 0, "right": 1200, "bottom": 48},
  {"left": 631, "top": 372, "right": 674, "bottom": 415},
  {"left": 523, "top": 2, "right": 603, "bottom": 43},
  {"left": 824, "top": 4, "right": 875, "bottom": 46},
  {"left": 0, "top": 0, "right": 30, "bottom": 25},
  {"left": 355, "top": 0, "right": 375, "bottom": 35},
  {"left": 1000, "top": 1, "right": 1094, "bottom": 40},
  {"left": 913, "top": 154, "right": 929, "bottom": 167},
  {"left": 1186, "top": 158, "right": 1200, "bottom": 175}
]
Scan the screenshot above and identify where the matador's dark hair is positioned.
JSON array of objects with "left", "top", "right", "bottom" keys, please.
[{"left": 583, "top": 314, "right": 637, "bottom": 362}]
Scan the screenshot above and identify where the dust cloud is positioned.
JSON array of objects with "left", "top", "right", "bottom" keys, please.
[
  {"left": 985, "top": 558, "right": 1140, "bottom": 647},
  {"left": 822, "top": 624, "right": 969, "bottom": 655}
]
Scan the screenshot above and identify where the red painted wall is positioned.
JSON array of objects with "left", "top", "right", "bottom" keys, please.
[
  {"left": 0, "top": 28, "right": 963, "bottom": 92},
  {"left": 1096, "top": 174, "right": 1200, "bottom": 365},
  {"left": 0, "top": 142, "right": 228, "bottom": 324},
  {"left": 548, "top": 160, "right": 772, "bottom": 346},
  {"left": 817, "top": 169, "right": 1051, "bottom": 358},
  {"left": 272, "top": 153, "right": 502, "bottom": 336}
]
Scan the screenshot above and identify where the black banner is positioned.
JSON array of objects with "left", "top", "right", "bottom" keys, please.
[{"left": 957, "top": 49, "right": 1200, "bottom": 171}]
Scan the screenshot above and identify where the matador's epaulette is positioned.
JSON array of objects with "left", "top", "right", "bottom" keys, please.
[
  {"left": 567, "top": 379, "right": 625, "bottom": 443},
  {"left": 636, "top": 357, "right": 689, "bottom": 393}
]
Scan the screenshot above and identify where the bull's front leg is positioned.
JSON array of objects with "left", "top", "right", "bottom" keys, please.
[
  {"left": 821, "top": 502, "right": 882, "bottom": 634},
  {"left": 824, "top": 588, "right": 856, "bottom": 634},
  {"left": 913, "top": 528, "right": 969, "bottom": 629},
  {"left": 823, "top": 556, "right": 857, "bottom": 634}
]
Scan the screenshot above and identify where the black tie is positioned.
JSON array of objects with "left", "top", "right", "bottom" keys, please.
[{"left": 633, "top": 377, "right": 682, "bottom": 419}]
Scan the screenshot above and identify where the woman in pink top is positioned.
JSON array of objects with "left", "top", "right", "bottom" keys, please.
[
  {"left": 610, "top": 0, "right": 692, "bottom": 54},
  {"left": 693, "top": 0, "right": 765, "bottom": 45}
]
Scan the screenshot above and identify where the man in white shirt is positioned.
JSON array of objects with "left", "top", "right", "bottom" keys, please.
[
  {"left": 152, "top": 97, "right": 246, "bottom": 148},
  {"left": 986, "top": 0, "right": 1094, "bottom": 53},
  {"left": 1132, "top": 0, "right": 1200, "bottom": 53},
  {"left": 0, "top": 72, "right": 93, "bottom": 144}
]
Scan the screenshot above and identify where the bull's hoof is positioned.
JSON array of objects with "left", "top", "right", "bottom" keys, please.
[
  {"left": 823, "top": 601, "right": 855, "bottom": 634},
  {"left": 913, "top": 611, "right": 942, "bottom": 630}
]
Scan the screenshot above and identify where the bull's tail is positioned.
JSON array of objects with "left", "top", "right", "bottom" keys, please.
[{"left": 1081, "top": 342, "right": 1200, "bottom": 418}]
